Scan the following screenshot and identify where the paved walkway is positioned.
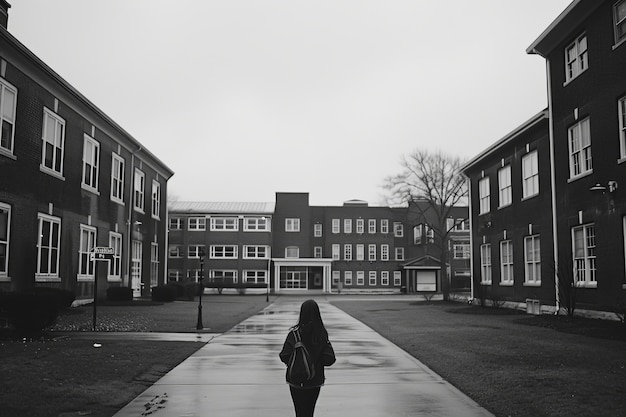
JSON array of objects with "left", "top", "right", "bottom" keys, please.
[{"left": 112, "top": 297, "right": 494, "bottom": 417}]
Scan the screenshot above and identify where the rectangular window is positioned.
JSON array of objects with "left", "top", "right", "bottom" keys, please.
[
  {"left": 619, "top": 96, "right": 626, "bottom": 159},
  {"left": 453, "top": 244, "right": 470, "bottom": 259},
  {"left": 188, "top": 245, "right": 206, "bottom": 258},
  {"left": 168, "top": 270, "right": 183, "bottom": 282},
  {"left": 381, "top": 244, "right": 389, "bottom": 261},
  {"left": 498, "top": 166, "right": 512, "bottom": 208},
  {"left": 500, "top": 240, "right": 514, "bottom": 284},
  {"left": 0, "top": 203, "right": 10, "bottom": 276},
  {"left": 573, "top": 224, "right": 596, "bottom": 286},
  {"left": 332, "top": 219, "right": 340, "bottom": 234},
  {"left": 244, "top": 217, "right": 270, "bottom": 231},
  {"left": 344, "top": 219, "right": 352, "bottom": 234},
  {"left": 568, "top": 118, "right": 592, "bottom": 178},
  {"left": 368, "top": 244, "right": 376, "bottom": 262},
  {"left": 285, "top": 218, "right": 300, "bottom": 232},
  {"left": 615, "top": 0, "right": 626, "bottom": 45},
  {"left": 565, "top": 34, "right": 588, "bottom": 82},
  {"left": 78, "top": 225, "right": 96, "bottom": 279},
  {"left": 480, "top": 244, "right": 492, "bottom": 284},
  {"left": 41, "top": 108, "right": 65, "bottom": 176},
  {"left": 210, "top": 270, "right": 238, "bottom": 283},
  {"left": 150, "top": 242, "right": 159, "bottom": 287},
  {"left": 151, "top": 180, "right": 161, "bottom": 219},
  {"left": 395, "top": 247, "right": 405, "bottom": 261},
  {"left": 332, "top": 270, "right": 340, "bottom": 285},
  {"left": 414, "top": 224, "right": 434, "bottom": 245},
  {"left": 356, "top": 244, "right": 364, "bottom": 261},
  {"left": 168, "top": 245, "right": 184, "bottom": 258},
  {"left": 82, "top": 135, "right": 100, "bottom": 191},
  {"left": 285, "top": 246, "right": 299, "bottom": 258},
  {"left": 211, "top": 217, "right": 238, "bottom": 231},
  {"left": 244, "top": 270, "right": 267, "bottom": 284},
  {"left": 394, "top": 222, "right": 403, "bottom": 237},
  {"left": 356, "top": 271, "right": 365, "bottom": 285},
  {"left": 522, "top": 151, "right": 539, "bottom": 198},
  {"left": 393, "top": 271, "right": 402, "bottom": 286},
  {"left": 479, "top": 177, "right": 490, "bottom": 214},
  {"left": 210, "top": 245, "right": 237, "bottom": 259},
  {"left": 188, "top": 217, "right": 206, "bottom": 231},
  {"left": 344, "top": 271, "right": 353, "bottom": 286},
  {"left": 131, "top": 240, "right": 142, "bottom": 290},
  {"left": 332, "top": 244, "right": 340, "bottom": 260},
  {"left": 356, "top": 219, "right": 364, "bottom": 234},
  {"left": 314, "top": 223, "right": 322, "bottom": 237},
  {"left": 0, "top": 79, "right": 17, "bottom": 155},
  {"left": 369, "top": 271, "right": 377, "bottom": 286},
  {"left": 110, "top": 153, "right": 125, "bottom": 204},
  {"left": 524, "top": 235, "right": 541, "bottom": 285},
  {"left": 368, "top": 219, "right": 376, "bottom": 234},
  {"left": 381, "top": 219, "right": 389, "bottom": 234},
  {"left": 344, "top": 244, "right": 352, "bottom": 261},
  {"left": 134, "top": 169, "right": 145, "bottom": 212},
  {"left": 381, "top": 271, "right": 389, "bottom": 286},
  {"left": 314, "top": 246, "right": 322, "bottom": 258},
  {"left": 108, "top": 232, "right": 122, "bottom": 281},
  {"left": 244, "top": 245, "right": 269, "bottom": 259},
  {"left": 169, "top": 217, "right": 183, "bottom": 230},
  {"left": 454, "top": 219, "right": 470, "bottom": 231}
]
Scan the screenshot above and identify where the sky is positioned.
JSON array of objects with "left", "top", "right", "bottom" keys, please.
[{"left": 8, "top": 1, "right": 572, "bottom": 206}]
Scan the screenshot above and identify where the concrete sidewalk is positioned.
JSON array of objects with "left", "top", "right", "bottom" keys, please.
[{"left": 112, "top": 297, "right": 494, "bottom": 417}]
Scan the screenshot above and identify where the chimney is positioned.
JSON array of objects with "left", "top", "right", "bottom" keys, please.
[{"left": 0, "top": 1, "right": 10, "bottom": 30}]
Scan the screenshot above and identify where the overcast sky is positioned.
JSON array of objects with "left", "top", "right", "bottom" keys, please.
[{"left": 8, "top": 1, "right": 571, "bottom": 206}]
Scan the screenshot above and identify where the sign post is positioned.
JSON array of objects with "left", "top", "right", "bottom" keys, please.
[{"left": 91, "top": 247, "right": 114, "bottom": 331}]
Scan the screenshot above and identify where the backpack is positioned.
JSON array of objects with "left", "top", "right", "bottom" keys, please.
[{"left": 287, "top": 329, "right": 316, "bottom": 384}]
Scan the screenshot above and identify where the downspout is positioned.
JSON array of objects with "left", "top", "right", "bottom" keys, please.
[
  {"left": 546, "top": 60, "right": 560, "bottom": 314},
  {"left": 466, "top": 176, "right": 474, "bottom": 302}
]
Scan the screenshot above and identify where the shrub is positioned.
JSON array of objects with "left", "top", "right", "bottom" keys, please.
[
  {"left": 23, "top": 286, "right": 76, "bottom": 310},
  {"left": 0, "top": 291, "right": 59, "bottom": 335},
  {"left": 106, "top": 286, "right": 134, "bottom": 302},
  {"left": 151, "top": 285, "right": 177, "bottom": 302}
]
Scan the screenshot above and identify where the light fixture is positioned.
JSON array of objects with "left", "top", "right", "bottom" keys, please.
[{"left": 589, "top": 181, "right": 618, "bottom": 193}]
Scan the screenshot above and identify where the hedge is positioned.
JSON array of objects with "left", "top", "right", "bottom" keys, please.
[{"left": 106, "top": 286, "right": 134, "bottom": 302}]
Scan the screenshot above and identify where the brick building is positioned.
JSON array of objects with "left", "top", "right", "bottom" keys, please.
[{"left": 0, "top": 2, "right": 174, "bottom": 299}]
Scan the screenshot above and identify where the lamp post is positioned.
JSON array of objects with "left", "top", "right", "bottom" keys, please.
[{"left": 196, "top": 249, "right": 205, "bottom": 330}]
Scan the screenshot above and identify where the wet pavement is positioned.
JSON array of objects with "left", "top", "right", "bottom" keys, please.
[{"left": 112, "top": 297, "right": 494, "bottom": 417}]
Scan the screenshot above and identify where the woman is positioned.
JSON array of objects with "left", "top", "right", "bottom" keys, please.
[{"left": 279, "top": 299, "right": 336, "bottom": 417}]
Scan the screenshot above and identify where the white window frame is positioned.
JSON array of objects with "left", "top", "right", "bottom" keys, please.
[
  {"left": 344, "top": 244, "right": 352, "bottom": 261},
  {"left": 41, "top": 108, "right": 65, "bottom": 177},
  {"left": 188, "top": 245, "right": 206, "bottom": 258},
  {"left": 285, "top": 246, "right": 299, "bottom": 258},
  {"left": 500, "top": 240, "right": 513, "bottom": 285},
  {"left": 285, "top": 218, "right": 300, "bottom": 232},
  {"left": 168, "top": 245, "right": 184, "bottom": 258},
  {"left": 188, "top": 217, "right": 206, "bottom": 231},
  {"left": 244, "top": 245, "right": 269, "bottom": 259},
  {"left": 393, "top": 271, "right": 402, "bottom": 286},
  {"left": 368, "top": 219, "right": 376, "bottom": 234},
  {"left": 479, "top": 177, "right": 490, "bottom": 214},
  {"left": 369, "top": 271, "right": 377, "bottom": 286},
  {"left": 454, "top": 244, "right": 470, "bottom": 259},
  {"left": 381, "top": 219, "right": 389, "bottom": 234},
  {"left": 332, "top": 270, "right": 340, "bottom": 285},
  {"left": 356, "top": 244, "right": 364, "bottom": 261},
  {"left": 0, "top": 202, "right": 10, "bottom": 278},
  {"left": 616, "top": 0, "right": 626, "bottom": 45},
  {"left": 82, "top": 134, "right": 100, "bottom": 192},
  {"left": 332, "top": 244, "right": 340, "bottom": 260},
  {"left": 314, "top": 246, "right": 322, "bottom": 258},
  {"left": 168, "top": 270, "right": 183, "bottom": 282},
  {"left": 314, "top": 223, "right": 322, "bottom": 237},
  {"left": 619, "top": 96, "right": 626, "bottom": 160},
  {"left": 211, "top": 217, "right": 238, "bottom": 231},
  {"left": 368, "top": 244, "right": 376, "bottom": 262},
  {"left": 151, "top": 180, "right": 161, "bottom": 220},
  {"left": 169, "top": 217, "right": 183, "bottom": 230},
  {"left": 381, "top": 271, "right": 389, "bottom": 286},
  {"left": 522, "top": 151, "right": 539, "bottom": 198},
  {"left": 78, "top": 224, "right": 97, "bottom": 281},
  {"left": 356, "top": 219, "right": 364, "bottom": 234},
  {"left": 210, "top": 270, "right": 238, "bottom": 283},
  {"left": 344, "top": 271, "right": 353, "bottom": 286},
  {"left": 565, "top": 33, "right": 588, "bottom": 83},
  {"left": 381, "top": 244, "right": 389, "bottom": 261},
  {"left": 36, "top": 214, "right": 61, "bottom": 281},
  {"left": 0, "top": 78, "right": 17, "bottom": 156},
  {"left": 524, "top": 235, "right": 541, "bottom": 285},
  {"left": 480, "top": 243, "right": 492, "bottom": 284},
  {"left": 110, "top": 153, "right": 125, "bottom": 204},
  {"left": 210, "top": 245, "right": 238, "bottom": 259},
  {"left": 344, "top": 219, "right": 352, "bottom": 234},
  {"left": 394, "top": 222, "right": 403, "bottom": 237},
  {"left": 332, "top": 219, "right": 340, "bottom": 234},
  {"left": 108, "top": 231, "right": 123, "bottom": 282},
  {"left": 568, "top": 118, "right": 592, "bottom": 179},
  {"left": 572, "top": 223, "right": 597, "bottom": 287},
  {"left": 356, "top": 271, "right": 365, "bottom": 285},
  {"left": 244, "top": 270, "right": 267, "bottom": 284},
  {"left": 498, "top": 165, "right": 512, "bottom": 208},
  {"left": 150, "top": 242, "right": 159, "bottom": 287},
  {"left": 133, "top": 168, "right": 145, "bottom": 213},
  {"left": 244, "top": 216, "right": 270, "bottom": 231},
  {"left": 395, "top": 247, "right": 405, "bottom": 261}
]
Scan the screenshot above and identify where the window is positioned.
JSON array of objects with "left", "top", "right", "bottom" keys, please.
[
  {"left": 356, "top": 244, "right": 364, "bottom": 261},
  {"left": 0, "top": 79, "right": 17, "bottom": 155},
  {"left": 368, "top": 219, "right": 376, "bottom": 234},
  {"left": 168, "top": 270, "right": 183, "bottom": 282},
  {"left": 381, "top": 271, "right": 389, "bottom": 286},
  {"left": 344, "top": 219, "right": 352, "bottom": 234},
  {"left": 133, "top": 169, "right": 145, "bottom": 212},
  {"left": 381, "top": 244, "right": 389, "bottom": 261},
  {"left": 524, "top": 235, "right": 541, "bottom": 285},
  {"left": 619, "top": 96, "right": 626, "bottom": 159},
  {"left": 188, "top": 269, "right": 202, "bottom": 282},
  {"left": 244, "top": 270, "right": 267, "bottom": 284},
  {"left": 78, "top": 225, "right": 96, "bottom": 279},
  {"left": 314, "top": 223, "right": 322, "bottom": 237},
  {"left": 168, "top": 245, "right": 183, "bottom": 258},
  {"left": 522, "top": 151, "right": 539, "bottom": 198},
  {"left": 453, "top": 244, "right": 470, "bottom": 259},
  {"left": 454, "top": 219, "right": 470, "bottom": 231},
  {"left": 285, "top": 218, "right": 300, "bottom": 232},
  {"left": 394, "top": 222, "right": 403, "bottom": 237},
  {"left": 188, "top": 217, "right": 206, "bottom": 231},
  {"left": 498, "top": 165, "right": 512, "bottom": 208},
  {"left": 211, "top": 217, "right": 238, "bottom": 231},
  {"left": 244, "top": 245, "right": 269, "bottom": 259},
  {"left": 332, "top": 244, "right": 340, "bottom": 260},
  {"left": 344, "top": 271, "right": 353, "bottom": 286},
  {"left": 82, "top": 135, "right": 100, "bottom": 191},
  {"left": 414, "top": 224, "right": 434, "bottom": 245},
  {"left": 41, "top": 108, "right": 65, "bottom": 176},
  {"left": 108, "top": 232, "right": 122, "bottom": 281},
  {"left": 381, "top": 219, "right": 389, "bottom": 234},
  {"left": 395, "top": 247, "right": 405, "bottom": 261},
  {"left": 369, "top": 271, "right": 377, "bottom": 286},
  {"left": 393, "top": 271, "right": 402, "bottom": 286},
  {"left": 565, "top": 34, "right": 588, "bottom": 82},
  {"left": 332, "top": 219, "right": 340, "bottom": 234},
  {"left": 500, "top": 240, "right": 513, "bottom": 284},
  {"left": 568, "top": 118, "right": 592, "bottom": 178},
  {"left": 614, "top": 0, "right": 626, "bottom": 44},
  {"left": 344, "top": 244, "right": 352, "bottom": 261},
  {"left": 169, "top": 217, "right": 183, "bottom": 230},
  {"left": 0, "top": 203, "right": 10, "bottom": 276},
  {"left": 332, "top": 271, "right": 340, "bottom": 285},
  {"left": 356, "top": 219, "right": 364, "bottom": 234},
  {"left": 150, "top": 243, "right": 159, "bottom": 287},
  {"left": 356, "top": 271, "right": 365, "bottom": 285},
  {"left": 131, "top": 240, "right": 142, "bottom": 289},
  {"left": 211, "top": 245, "right": 237, "bottom": 259},
  {"left": 285, "top": 246, "right": 299, "bottom": 258},
  {"left": 151, "top": 180, "right": 161, "bottom": 219},
  {"left": 573, "top": 224, "right": 596, "bottom": 287},
  {"left": 111, "top": 153, "right": 125, "bottom": 204},
  {"left": 210, "top": 270, "right": 237, "bottom": 283},
  {"left": 480, "top": 244, "right": 492, "bottom": 284},
  {"left": 245, "top": 217, "right": 270, "bottom": 231},
  {"left": 188, "top": 245, "right": 206, "bottom": 258},
  {"left": 368, "top": 244, "right": 376, "bottom": 262},
  {"left": 479, "top": 177, "right": 490, "bottom": 214},
  {"left": 314, "top": 246, "right": 322, "bottom": 258}
]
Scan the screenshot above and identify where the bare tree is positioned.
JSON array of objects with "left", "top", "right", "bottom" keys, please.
[{"left": 384, "top": 149, "right": 468, "bottom": 300}]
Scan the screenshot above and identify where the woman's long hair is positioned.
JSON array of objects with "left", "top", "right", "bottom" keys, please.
[{"left": 292, "top": 299, "right": 328, "bottom": 353}]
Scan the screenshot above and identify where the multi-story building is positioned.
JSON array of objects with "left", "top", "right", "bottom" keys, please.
[
  {"left": 168, "top": 193, "right": 470, "bottom": 295},
  {"left": 0, "top": 3, "right": 173, "bottom": 299},
  {"left": 464, "top": 0, "right": 626, "bottom": 314}
]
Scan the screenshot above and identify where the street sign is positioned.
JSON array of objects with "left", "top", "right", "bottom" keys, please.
[{"left": 90, "top": 246, "right": 114, "bottom": 261}]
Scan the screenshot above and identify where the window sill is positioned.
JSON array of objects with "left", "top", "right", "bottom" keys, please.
[
  {"left": 497, "top": 203, "right": 512, "bottom": 210},
  {"left": 0, "top": 275, "right": 10, "bottom": 282},
  {"left": 520, "top": 193, "right": 539, "bottom": 202},
  {"left": 524, "top": 282, "right": 541, "bottom": 287},
  {"left": 107, "top": 277, "right": 123, "bottom": 283},
  {"left": 618, "top": 157, "right": 626, "bottom": 165},
  {"left": 613, "top": 37, "right": 626, "bottom": 50},
  {"left": 499, "top": 281, "right": 514, "bottom": 286},
  {"left": 39, "top": 165, "right": 65, "bottom": 181},
  {"left": 77, "top": 275, "right": 95, "bottom": 282},
  {"left": 567, "top": 170, "right": 593, "bottom": 183},
  {"left": 563, "top": 68, "right": 588, "bottom": 87},
  {"left": 81, "top": 184, "right": 100, "bottom": 195},
  {"left": 574, "top": 282, "right": 597, "bottom": 289},
  {"left": 133, "top": 207, "right": 145, "bottom": 215},
  {"left": 35, "top": 275, "right": 61, "bottom": 282},
  {"left": 0, "top": 148, "right": 16, "bottom": 160}
]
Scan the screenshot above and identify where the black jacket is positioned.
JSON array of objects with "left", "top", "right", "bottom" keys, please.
[{"left": 279, "top": 330, "right": 336, "bottom": 388}]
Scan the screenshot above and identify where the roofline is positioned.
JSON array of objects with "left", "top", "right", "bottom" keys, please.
[
  {"left": 461, "top": 109, "right": 549, "bottom": 174},
  {"left": 0, "top": 27, "right": 174, "bottom": 178}
]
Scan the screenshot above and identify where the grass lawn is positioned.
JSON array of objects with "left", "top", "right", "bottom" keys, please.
[
  {"left": 330, "top": 299, "right": 626, "bottom": 417},
  {"left": 0, "top": 294, "right": 272, "bottom": 417}
]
